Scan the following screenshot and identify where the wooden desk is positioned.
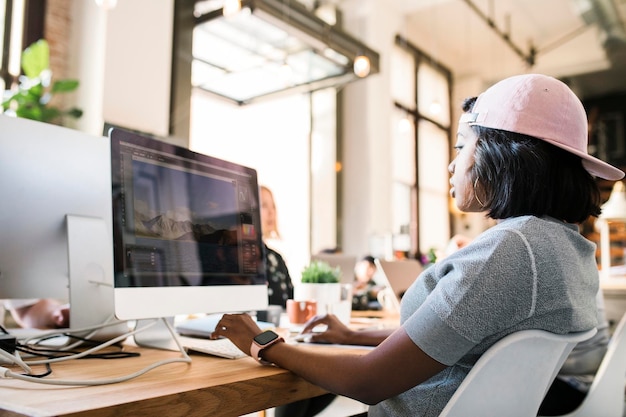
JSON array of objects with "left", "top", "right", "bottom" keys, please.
[
  {"left": 350, "top": 310, "right": 398, "bottom": 320},
  {"left": 350, "top": 310, "right": 400, "bottom": 328},
  {"left": 0, "top": 343, "right": 342, "bottom": 417}
]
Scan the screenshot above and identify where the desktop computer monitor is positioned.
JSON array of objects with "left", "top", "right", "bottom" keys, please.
[
  {"left": 109, "top": 128, "right": 268, "bottom": 325},
  {"left": 0, "top": 115, "right": 267, "bottom": 346},
  {"left": 0, "top": 115, "right": 123, "bottom": 337}
]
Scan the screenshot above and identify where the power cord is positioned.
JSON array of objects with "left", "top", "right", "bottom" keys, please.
[
  {"left": 17, "top": 338, "right": 140, "bottom": 360},
  {"left": 0, "top": 318, "right": 191, "bottom": 386}
]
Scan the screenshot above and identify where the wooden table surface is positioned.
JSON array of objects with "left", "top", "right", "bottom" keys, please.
[
  {"left": 0, "top": 311, "right": 399, "bottom": 417},
  {"left": 0, "top": 343, "right": 334, "bottom": 417}
]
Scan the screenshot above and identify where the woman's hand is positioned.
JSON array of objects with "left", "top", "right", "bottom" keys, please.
[
  {"left": 211, "top": 313, "right": 263, "bottom": 355},
  {"left": 299, "top": 314, "right": 355, "bottom": 345}
]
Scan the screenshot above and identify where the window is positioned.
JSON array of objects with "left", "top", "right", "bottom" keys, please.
[
  {"left": 172, "top": 1, "right": 347, "bottom": 276},
  {"left": 0, "top": 0, "right": 24, "bottom": 91},
  {"left": 392, "top": 36, "right": 452, "bottom": 257},
  {"left": 0, "top": 0, "right": 46, "bottom": 92}
]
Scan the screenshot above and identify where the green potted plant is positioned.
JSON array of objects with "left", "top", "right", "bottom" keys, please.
[
  {"left": 295, "top": 260, "right": 342, "bottom": 315},
  {"left": 2, "top": 39, "right": 82, "bottom": 125},
  {"left": 300, "top": 260, "right": 341, "bottom": 284}
]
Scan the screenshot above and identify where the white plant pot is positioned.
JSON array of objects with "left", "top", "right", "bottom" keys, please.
[{"left": 294, "top": 283, "right": 342, "bottom": 316}]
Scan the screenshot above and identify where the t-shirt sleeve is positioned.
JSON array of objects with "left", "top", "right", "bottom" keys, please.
[{"left": 403, "top": 228, "right": 538, "bottom": 366}]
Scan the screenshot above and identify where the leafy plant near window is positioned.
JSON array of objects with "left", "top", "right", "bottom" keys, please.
[
  {"left": 2, "top": 39, "right": 82, "bottom": 125},
  {"left": 300, "top": 260, "right": 341, "bottom": 284}
]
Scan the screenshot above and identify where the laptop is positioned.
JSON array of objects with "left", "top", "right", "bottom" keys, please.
[
  {"left": 376, "top": 259, "right": 423, "bottom": 301},
  {"left": 310, "top": 253, "right": 358, "bottom": 284}
]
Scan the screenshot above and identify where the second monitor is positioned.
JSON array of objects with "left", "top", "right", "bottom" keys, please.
[{"left": 0, "top": 115, "right": 123, "bottom": 337}]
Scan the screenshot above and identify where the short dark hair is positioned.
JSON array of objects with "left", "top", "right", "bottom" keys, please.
[
  {"left": 462, "top": 97, "right": 601, "bottom": 223},
  {"left": 361, "top": 255, "right": 376, "bottom": 265},
  {"left": 471, "top": 127, "right": 601, "bottom": 222}
]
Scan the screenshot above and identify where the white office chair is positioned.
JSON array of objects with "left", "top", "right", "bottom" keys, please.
[
  {"left": 547, "top": 312, "right": 626, "bottom": 417},
  {"left": 439, "top": 328, "right": 597, "bottom": 417}
]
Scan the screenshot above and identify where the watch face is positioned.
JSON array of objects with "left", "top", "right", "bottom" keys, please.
[{"left": 254, "top": 331, "right": 279, "bottom": 345}]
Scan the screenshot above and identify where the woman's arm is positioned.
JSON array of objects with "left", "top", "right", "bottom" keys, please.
[{"left": 212, "top": 313, "right": 447, "bottom": 405}]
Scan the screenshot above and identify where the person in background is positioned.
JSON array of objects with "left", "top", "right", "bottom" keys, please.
[
  {"left": 1, "top": 299, "right": 69, "bottom": 329},
  {"left": 259, "top": 185, "right": 336, "bottom": 417},
  {"left": 352, "top": 255, "right": 384, "bottom": 310},
  {"left": 212, "top": 74, "right": 623, "bottom": 416},
  {"left": 259, "top": 185, "right": 294, "bottom": 308}
]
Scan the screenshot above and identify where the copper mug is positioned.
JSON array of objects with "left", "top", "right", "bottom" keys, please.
[{"left": 286, "top": 299, "right": 317, "bottom": 324}]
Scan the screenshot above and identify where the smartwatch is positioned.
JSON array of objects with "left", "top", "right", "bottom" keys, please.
[{"left": 250, "top": 330, "right": 284, "bottom": 365}]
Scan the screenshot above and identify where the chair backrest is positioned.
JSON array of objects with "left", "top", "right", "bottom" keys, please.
[
  {"left": 440, "top": 328, "right": 597, "bottom": 417},
  {"left": 561, "top": 312, "right": 626, "bottom": 417}
]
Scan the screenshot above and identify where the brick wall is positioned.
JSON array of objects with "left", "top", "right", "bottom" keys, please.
[
  {"left": 43, "top": 0, "right": 71, "bottom": 79},
  {"left": 43, "top": 0, "right": 72, "bottom": 109}
]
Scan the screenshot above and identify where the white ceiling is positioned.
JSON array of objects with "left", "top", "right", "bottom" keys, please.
[{"left": 365, "top": 0, "right": 626, "bottom": 100}]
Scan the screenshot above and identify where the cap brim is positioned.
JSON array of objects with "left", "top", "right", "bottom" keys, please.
[{"left": 542, "top": 137, "right": 625, "bottom": 180}]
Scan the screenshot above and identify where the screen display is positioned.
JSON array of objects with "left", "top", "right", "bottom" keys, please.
[
  {"left": 110, "top": 129, "right": 265, "bottom": 288},
  {"left": 254, "top": 330, "right": 280, "bottom": 345}
]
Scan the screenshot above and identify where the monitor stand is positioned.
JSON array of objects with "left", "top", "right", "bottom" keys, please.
[
  {"left": 133, "top": 317, "right": 182, "bottom": 351},
  {"left": 66, "top": 215, "right": 128, "bottom": 340}
]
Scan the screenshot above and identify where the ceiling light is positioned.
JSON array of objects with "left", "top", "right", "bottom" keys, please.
[
  {"left": 192, "top": 0, "right": 379, "bottom": 105},
  {"left": 397, "top": 116, "right": 412, "bottom": 134},
  {"left": 222, "top": 0, "right": 242, "bottom": 17},
  {"left": 353, "top": 54, "right": 371, "bottom": 78}
]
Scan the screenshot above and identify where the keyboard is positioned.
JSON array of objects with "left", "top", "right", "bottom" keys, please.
[{"left": 177, "top": 335, "right": 247, "bottom": 359}]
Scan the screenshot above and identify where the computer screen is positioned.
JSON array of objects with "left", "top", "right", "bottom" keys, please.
[
  {"left": 109, "top": 128, "right": 268, "bottom": 321},
  {"left": 0, "top": 115, "right": 123, "bottom": 336}
]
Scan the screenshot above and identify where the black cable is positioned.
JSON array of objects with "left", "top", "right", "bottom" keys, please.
[
  {"left": 19, "top": 362, "right": 52, "bottom": 378},
  {"left": 17, "top": 343, "right": 140, "bottom": 359}
]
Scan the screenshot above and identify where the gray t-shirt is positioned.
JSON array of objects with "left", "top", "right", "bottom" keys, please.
[{"left": 369, "top": 216, "right": 599, "bottom": 417}]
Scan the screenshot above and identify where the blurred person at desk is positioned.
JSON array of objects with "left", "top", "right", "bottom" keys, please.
[
  {"left": 352, "top": 255, "right": 384, "bottom": 311},
  {"left": 1, "top": 299, "right": 69, "bottom": 329},
  {"left": 212, "top": 74, "right": 623, "bottom": 416},
  {"left": 259, "top": 185, "right": 336, "bottom": 417}
]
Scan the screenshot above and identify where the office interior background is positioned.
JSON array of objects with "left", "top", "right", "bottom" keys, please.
[{"left": 3, "top": 0, "right": 626, "bottom": 279}]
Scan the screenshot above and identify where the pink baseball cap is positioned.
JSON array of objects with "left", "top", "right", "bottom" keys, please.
[{"left": 460, "top": 74, "right": 624, "bottom": 180}]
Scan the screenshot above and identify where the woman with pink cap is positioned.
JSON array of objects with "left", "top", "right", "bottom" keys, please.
[{"left": 212, "top": 74, "right": 623, "bottom": 416}]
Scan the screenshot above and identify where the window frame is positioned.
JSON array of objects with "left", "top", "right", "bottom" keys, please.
[{"left": 393, "top": 35, "right": 453, "bottom": 257}]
